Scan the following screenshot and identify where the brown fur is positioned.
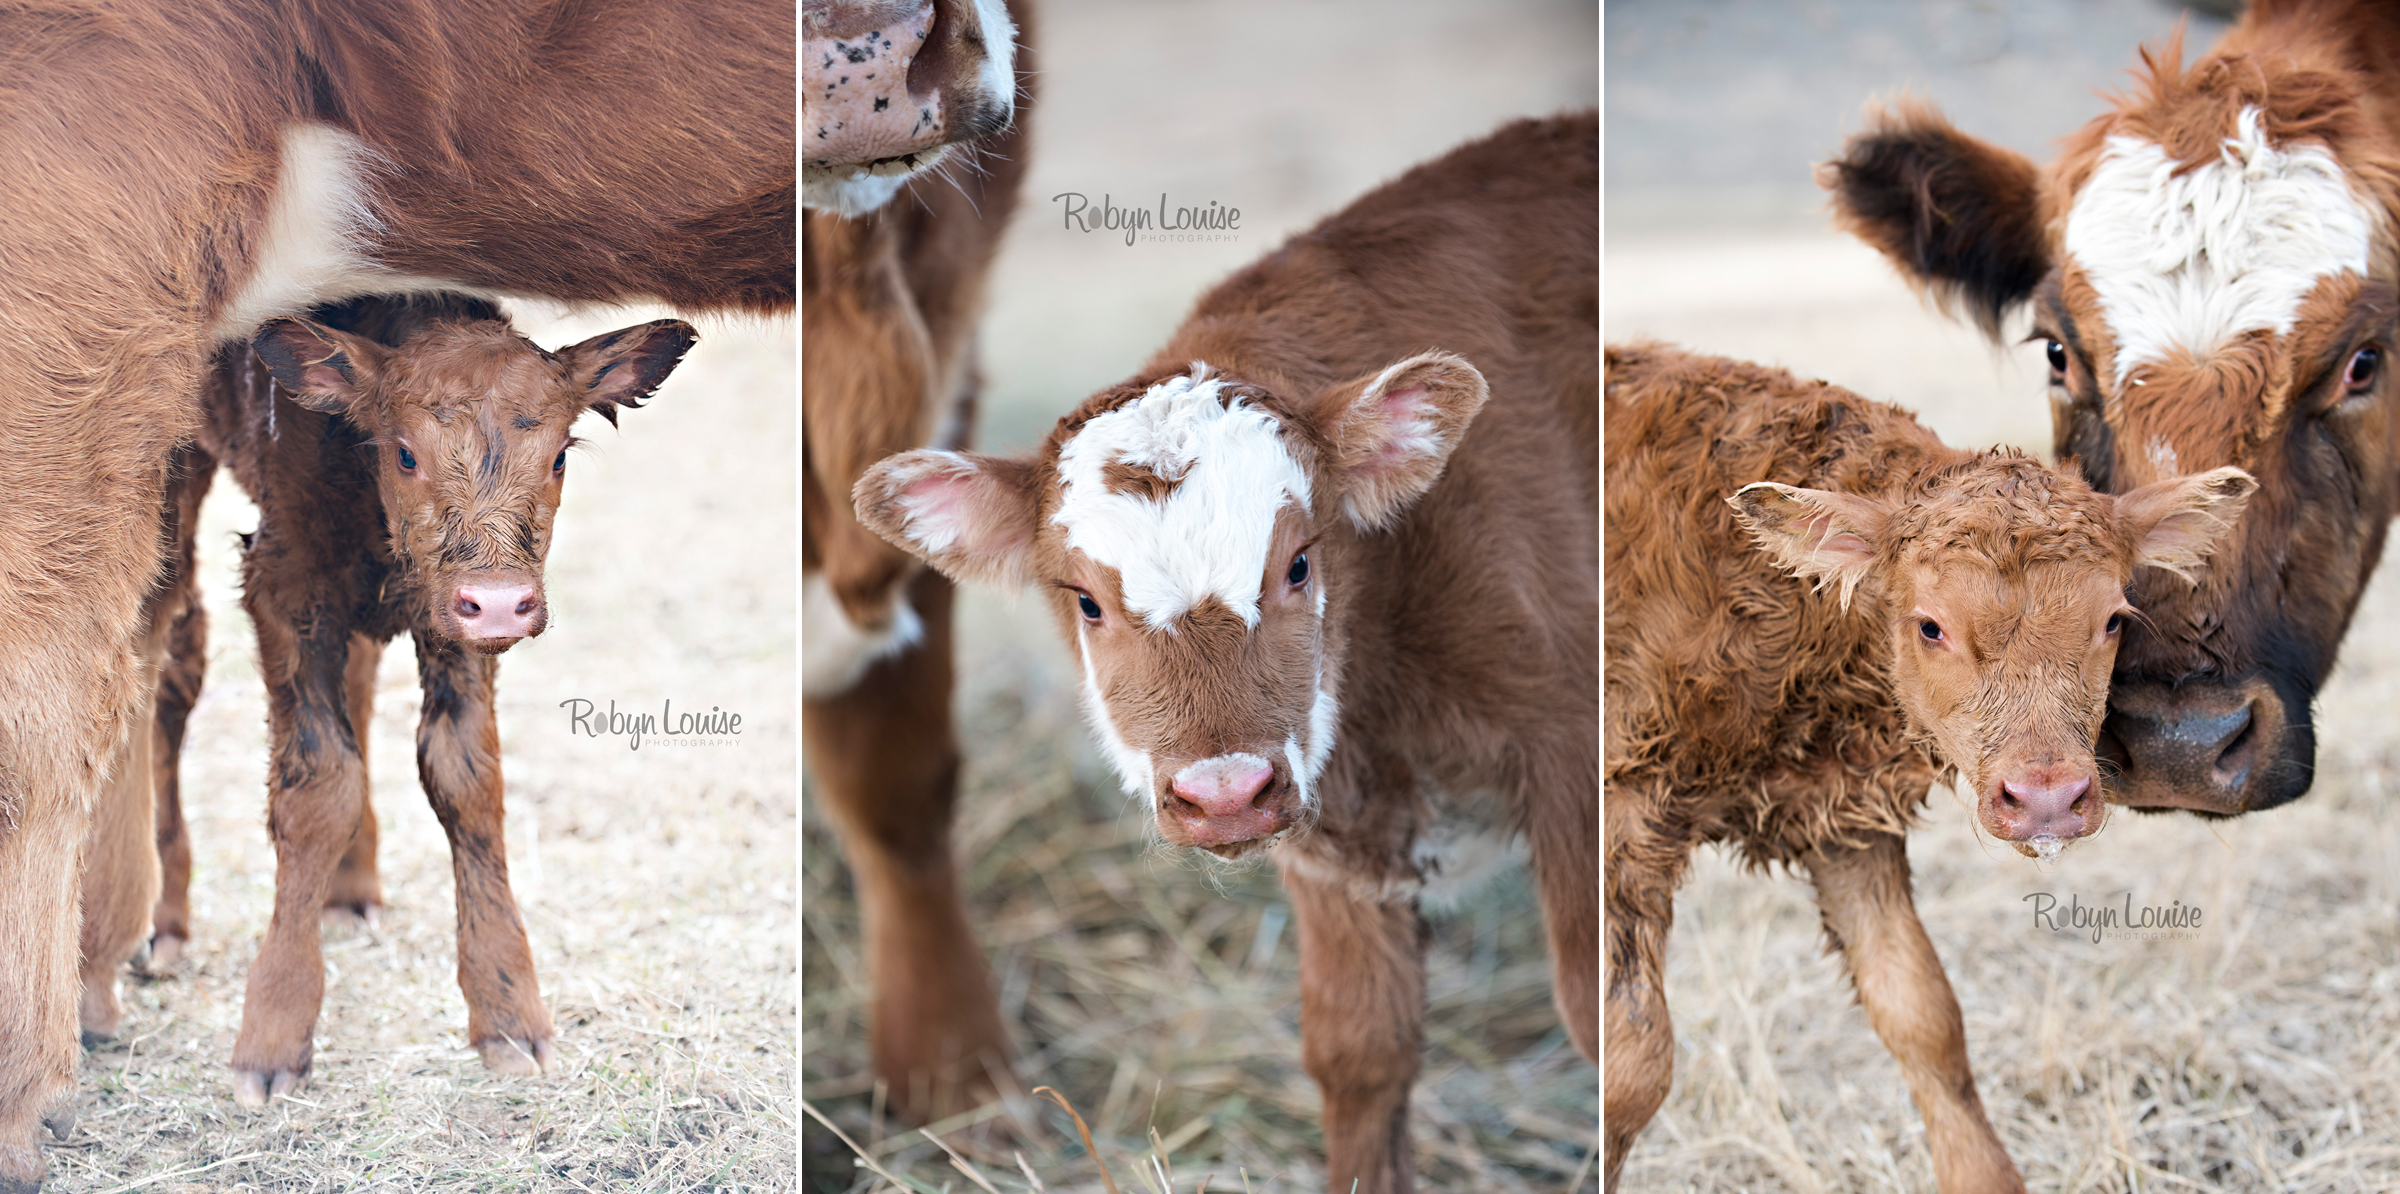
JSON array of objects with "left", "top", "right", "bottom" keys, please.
[
  {"left": 1602, "top": 345, "right": 2252, "bottom": 1193},
  {"left": 799, "top": 0, "right": 1033, "bottom": 1126},
  {"left": 1824, "top": 0, "right": 2400, "bottom": 817},
  {"left": 856, "top": 112, "right": 1599, "bottom": 1194},
  {"left": 0, "top": 5, "right": 785, "bottom": 1181}
]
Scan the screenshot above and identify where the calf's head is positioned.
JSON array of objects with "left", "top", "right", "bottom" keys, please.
[
  {"left": 253, "top": 316, "right": 696, "bottom": 653},
  {"left": 1733, "top": 457, "right": 2254, "bottom": 856},
  {"left": 1825, "top": 33, "right": 2400, "bottom": 813},
  {"left": 855, "top": 355, "right": 1487, "bottom": 856}
]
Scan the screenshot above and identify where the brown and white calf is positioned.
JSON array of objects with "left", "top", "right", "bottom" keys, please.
[
  {"left": 187, "top": 295, "right": 693, "bottom": 1105},
  {"left": 0, "top": 4, "right": 784, "bottom": 1186},
  {"left": 802, "top": 0, "right": 1033, "bottom": 1121},
  {"left": 857, "top": 111, "right": 1597, "bottom": 1194},
  {"left": 1603, "top": 345, "right": 2255, "bottom": 1193},
  {"left": 1824, "top": 0, "right": 2400, "bottom": 818}
]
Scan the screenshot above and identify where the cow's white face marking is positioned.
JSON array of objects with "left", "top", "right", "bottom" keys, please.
[
  {"left": 1052, "top": 366, "right": 1313, "bottom": 631},
  {"left": 2065, "top": 106, "right": 2374, "bottom": 386},
  {"left": 215, "top": 124, "right": 504, "bottom": 341},
  {"left": 1076, "top": 619, "right": 1156, "bottom": 797}
]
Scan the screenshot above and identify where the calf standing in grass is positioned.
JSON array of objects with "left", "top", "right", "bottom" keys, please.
[
  {"left": 154, "top": 294, "right": 693, "bottom": 1105},
  {"left": 1603, "top": 344, "right": 2256, "bottom": 1193},
  {"left": 855, "top": 112, "right": 1597, "bottom": 1194}
]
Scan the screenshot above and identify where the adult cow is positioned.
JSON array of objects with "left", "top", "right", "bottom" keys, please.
[
  {"left": 802, "top": 0, "right": 1032, "bottom": 1122},
  {"left": 1824, "top": 0, "right": 2400, "bottom": 818},
  {"left": 0, "top": 4, "right": 789, "bottom": 1190}
]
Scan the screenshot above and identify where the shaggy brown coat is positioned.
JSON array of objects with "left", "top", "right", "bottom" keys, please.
[
  {"left": 857, "top": 111, "right": 1598, "bottom": 1194},
  {"left": 1604, "top": 345, "right": 2252, "bottom": 1193},
  {"left": 0, "top": 4, "right": 787, "bottom": 1187}
]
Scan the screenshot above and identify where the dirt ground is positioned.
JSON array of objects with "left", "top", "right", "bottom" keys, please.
[
  {"left": 48, "top": 307, "right": 796, "bottom": 1193},
  {"left": 801, "top": 1, "right": 1599, "bottom": 1191},
  {"left": 1609, "top": 2, "right": 2400, "bottom": 1190}
]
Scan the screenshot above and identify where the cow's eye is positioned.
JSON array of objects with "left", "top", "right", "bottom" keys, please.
[
  {"left": 2346, "top": 346, "right": 2381, "bottom": 392},
  {"left": 553, "top": 449, "right": 568, "bottom": 474},
  {"left": 2105, "top": 613, "right": 2126, "bottom": 635},
  {"left": 1287, "top": 552, "right": 1309, "bottom": 587},
  {"left": 2046, "top": 340, "right": 2068, "bottom": 379},
  {"left": 1919, "top": 619, "right": 1943, "bottom": 643},
  {"left": 1077, "top": 592, "right": 1102, "bottom": 621},
  {"left": 397, "top": 446, "right": 418, "bottom": 472}
]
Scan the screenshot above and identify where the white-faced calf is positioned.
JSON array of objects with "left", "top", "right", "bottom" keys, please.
[
  {"left": 1603, "top": 344, "right": 2254, "bottom": 1193},
  {"left": 145, "top": 293, "right": 692, "bottom": 1106},
  {"left": 857, "top": 112, "right": 1597, "bottom": 1194}
]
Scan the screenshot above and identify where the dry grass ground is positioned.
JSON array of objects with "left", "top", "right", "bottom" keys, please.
[
  {"left": 1609, "top": 226, "right": 2400, "bottom": 1191},
  {"left": 46, "top": 307, "right": 796, "bottom": 1193},
  {"left": 801, "top": 1, "right": 1597, "bottom": 1190}
]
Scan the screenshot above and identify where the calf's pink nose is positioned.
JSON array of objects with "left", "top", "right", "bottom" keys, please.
[
  {"left": 1171, "top": 757, "right": 1274, "bottom": 818},
  {"left": 1993, "top": 772, "right": 2100, "bottom": 841},
  {"left": 454, "top": 584, "right": 542, "bottom": 641}
]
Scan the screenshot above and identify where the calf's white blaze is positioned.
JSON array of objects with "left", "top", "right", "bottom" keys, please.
[
  {"left": 1076, "top": 620, "right": 1155, "bottom": 798},
  {"left": 1052, "top": 367, "right": 1312, "bottom": 631},
  {"left": 2065, "top": 106, "right": 2373, "bottom": 386}
]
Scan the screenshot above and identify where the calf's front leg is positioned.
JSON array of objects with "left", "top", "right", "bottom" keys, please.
[
  {"left": 323, "top": 633, "right": 384, "bottom": 926},
  {"left": 1602, "top": 790, "right": 1681, "bottom": 1191},
  {"left": 1282, "top": 857, "right": 1426, "bottom": 1194},
  {"left": 1805, "top": 833, "right": 2022, "bottom": 1194},
  {"left": 414, "top": 633, "right": 552, "bottom": 1074}
]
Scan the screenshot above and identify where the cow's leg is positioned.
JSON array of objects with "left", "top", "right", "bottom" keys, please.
[
  {"left": 1603, "top": 788, "right": 1682, "bottom": 1191},
  {"left": 803, "top": 568, "right": 1011, "bottom": 1122},
  {"left": 1527, "top": 745, "right": 1599, "bottom": 1065},
  {"left": 1804, "top": 834, "right": 2023, "bottom": 1194},
  {"left": 149, "top": 442, "right": 214, "bottom": 970},
  {"left": 230, "top": 617, "right": 367, "bottom": 1106},
  {"left": 412, "top": 633, "right": 552, "bottom": 1074},
  {"left": 1282, "top": 858, "right": 1426, "bottom": 1194},
  {"left": 75, "top": 690, "right": 160, "bottom": 1044},
  {"left": 324, "top": 634, "right": 383, "bottom": 927}
]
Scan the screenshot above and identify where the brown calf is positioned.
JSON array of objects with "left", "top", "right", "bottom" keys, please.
[
  {"left": 1602, "top": 345, "right": 2255, "bottom": 1193},
  {"left": 856, "top": 112, "right": 1598, "bottom": 1194},
  {"left": 1824, "top": 0, "right": 2400, "bottom": 816},
  {"left": 0, "top": 5, "right": 785, "bottom": 1183},
  {"left": 183, "top": 295, "right": 693, "bottom": 1104},
  {"left": 802, "top": 0, "right": 1033, "bottom": 1122}
]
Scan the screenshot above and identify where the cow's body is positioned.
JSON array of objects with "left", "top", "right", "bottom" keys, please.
[
  {"left": 856, "top": 111, "right": 1598, "bottom": 1194},
  {"left": 1603, "top": 345, "right": 2253, "bottom": 1193},
  {"left": 1825, "top": 0, "right": 2400, "bottom": 819},
  {"left": 0, "top": 4, "right": 788, "bottom": 1186},
  {"left": 800, "top": 0, "right": 1032, "bottom": 1121}
]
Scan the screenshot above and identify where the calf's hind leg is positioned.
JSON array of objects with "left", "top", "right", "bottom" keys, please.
[
  {"left": 413, "top": 633, "right": 552, "bottom": 1074},
  {"left": 1805, "top": 833, "right": 2022, "bottom": 1194},
  {"left": 1603, "top": 793, "right": 1681, "bottom": 1191},
  {"left": 323, "top": 634, "right": 384, "bottom": 926}
]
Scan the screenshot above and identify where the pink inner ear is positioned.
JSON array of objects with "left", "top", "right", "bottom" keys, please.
[
  {"left": 299, "top": 361, "right": 351, "bottom": 395},
  {"left": 1368, "top": 385, "right": 1441, "bottom": 469}
]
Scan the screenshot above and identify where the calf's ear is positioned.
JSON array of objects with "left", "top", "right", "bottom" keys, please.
[
  {"left": 560, "top": 320, "right": 699, "bottom": 424},
  {"left": 1821, "top": 99, "right": 2050, "bottom": 339},
  {"left": 1729, "top": 483, "right": 1889, "bottom": 609},
  {"left": 853, "top": 449, "right": 1044, "bottom": 586},
  {"left": 2116, "top": 466, "right": 2257, "bottom": 583},
  {"left": 1321, "top": 351, "right": 1489, "bottom": 531},
  {"left": 253, "top": 318, "right": 382, "bottom": 414}
]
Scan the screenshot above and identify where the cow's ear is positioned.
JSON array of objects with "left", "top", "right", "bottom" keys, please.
[
  {"left": 253, "top": 318, "right": 381, "bottom": 414},
  {"left": 2117, "top": 466, "right": 2257, "bottom": 583},
  {"left": 1821, "top": 99, "right": 2050, "bottom": 339},
  {"left": 853, "top": 449, "right": 1044, "bottom": 586},
  {"left": 1729, "top": 482, "right": 1891, "bottom": 608},
  {"left": 559, "top": 320, "right": 698, "bottom": 424},
  {"left": 1320, "top": 351, "right": 1489, "bottom": 531}
]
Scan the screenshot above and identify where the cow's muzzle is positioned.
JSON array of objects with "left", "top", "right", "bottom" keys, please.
[{"left": 2098, "top": 674, "right": 2313, "bottom": 815}]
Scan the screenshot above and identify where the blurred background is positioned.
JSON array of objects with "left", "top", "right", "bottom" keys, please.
[
  {"left": 803, "top": 1, "right": 1598, "bottom": 1190},
  {"left": 1607, "top": 3, "right": 2400, "bottom": 1190}
]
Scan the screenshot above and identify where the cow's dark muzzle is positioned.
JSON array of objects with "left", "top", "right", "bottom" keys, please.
[{"left": 2098, "top": 674, "right": 2314, "bottom": 815}]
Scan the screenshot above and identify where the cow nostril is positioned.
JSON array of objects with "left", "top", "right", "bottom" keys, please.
[
  {"left": 457, "top": 596, "right": 482, "bottom": 616},
  {"left": 1999, "top": 786, "right": 2023, "bottom": 808},
  {"left": 515, "top": 597, "right": 538, "bottom": 616}
]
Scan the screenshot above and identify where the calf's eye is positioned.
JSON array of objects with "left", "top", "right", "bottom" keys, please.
[
  {"left": 1077, "top": 592, "right": 1102, "bottom": 621},
  {"left": 1287, "top": 552, "right": 1309, "bottom": 587},
  {"left": 553, "top": 449, "right": 568, "bottom": 474},
  {"left": 2045, "top": 340, "right": 2068, "bottom": 378},
  {"left": 396, "top": 446, "right": 418, "bottom": 472},
  {"left": 1919, "top": 619, "right": 1943, "bottom": 643},
  {"left": 2347, "top": 346, "right": 2381, "bottom": 391},
  {"left": 2105, "top": 613, "right": 2126, "bottom": 635}
]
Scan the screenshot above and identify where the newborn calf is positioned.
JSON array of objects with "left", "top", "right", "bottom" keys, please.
[
  {"left": 150, "top": 294, "right": 693, "bottom": 1105},
  {"left": 1604, "top": 344, "right": 2253, "bottom": 1193}
]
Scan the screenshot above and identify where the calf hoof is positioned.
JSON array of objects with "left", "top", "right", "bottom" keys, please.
[
  {"left": 321, "top": 901, "right": 382, "bottom": 933},
  {"left": 475, "top": 1034, "right": 555, "bottom": 1075},
  {"left": 232, "top": 1066, "right": 307, "bottom": 1109},
  {"left": 144, "top": 932, "right": 186, "bottom": 972},
  {"left": 40, "top": 1103, "right": 74, "bottom": 1142},
  {"left": 76, "top": 984, "right": 120, "bottom": 1047}
]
